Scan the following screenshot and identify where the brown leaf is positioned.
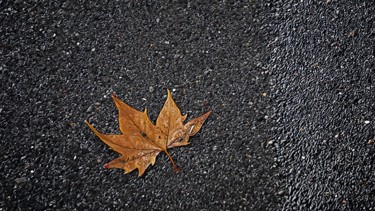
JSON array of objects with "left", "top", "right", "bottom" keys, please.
[{"left": 85, "top": 89, "right": 211, "bottom": 176}]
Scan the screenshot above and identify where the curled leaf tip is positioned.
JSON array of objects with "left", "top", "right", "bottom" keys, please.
[
  {"left": 84, "top": 120, "right": 93, "bottom": 128},
  {"left": 166, "top": 88, "right": 172, "bottom": 95}
]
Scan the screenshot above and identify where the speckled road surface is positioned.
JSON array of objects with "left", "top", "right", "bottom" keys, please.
[
  {"left": 1, "top": 1, "right": 374, "bottom": 210},
  {"left": 269, "top": 1, "right": 374, "bottom": 210}
]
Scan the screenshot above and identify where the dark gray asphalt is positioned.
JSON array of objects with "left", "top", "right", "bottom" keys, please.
[
  {"left": 269, "top": 1, "right": 375, "bottom": 210},
  {"left": 1, "top": 0, "right": 374, "bottom": 210}
]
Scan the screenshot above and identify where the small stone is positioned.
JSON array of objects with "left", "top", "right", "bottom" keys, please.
[
  {"left": 277, "top": 190, "right": 284, "bottom": 195},
  {"left": 267, "top": 140, "right": 274, "bottom": 146},
  {"left": 15, "top": 177, "right": 27, "bottom": 184},
  {"left": 86, "top": 105, "right": 93, "bottom": 112},
  {"left": 149, "top": 86, "right": 154, "bottom": 93},
  {"left": 69, "top": 122, "right": 77, "bottom": 127}
]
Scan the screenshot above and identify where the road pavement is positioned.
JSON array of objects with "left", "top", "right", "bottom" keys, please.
[{"left": 1, "top": 0, "right": 373, "bottom": 210}]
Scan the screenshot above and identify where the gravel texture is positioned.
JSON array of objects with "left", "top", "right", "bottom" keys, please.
[
  {"left": 1, "top": 0, "right": 374, "bottom": 210},
  {"left": 1, "top": 1, "right": 274, "bottom": 210},
  {"left": 268, "top": 1, "right": 375, "bottom": 210}
]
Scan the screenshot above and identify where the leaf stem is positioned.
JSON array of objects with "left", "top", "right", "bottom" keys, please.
[{"left": 164, "top": 150, "right": 181, "bottom": 174}]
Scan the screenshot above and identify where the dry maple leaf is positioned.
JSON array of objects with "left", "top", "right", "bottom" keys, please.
[{"left": 85, "top": 89, "right": 211, "bottom": 176}]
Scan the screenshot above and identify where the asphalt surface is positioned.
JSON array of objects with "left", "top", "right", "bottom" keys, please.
[
  {"left": 269, "top": 1, "right": 375, "bottom": 210},
  {"left": 1, "top": 0, "right": 374, "bottom": 210}
]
